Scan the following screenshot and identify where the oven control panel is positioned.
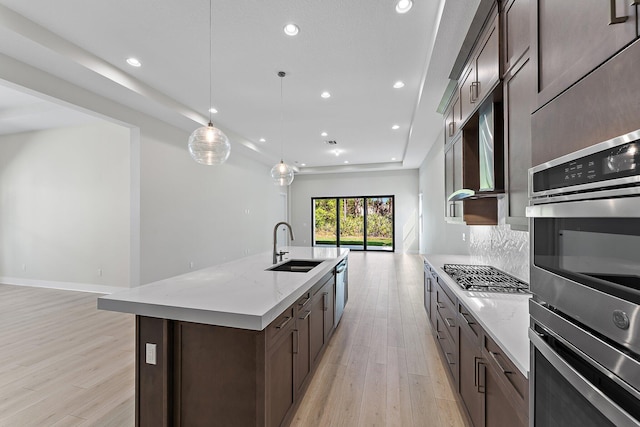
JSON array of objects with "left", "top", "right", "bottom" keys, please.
[{"left": 533, "top": 140, "right": 639, "bottom": 193}]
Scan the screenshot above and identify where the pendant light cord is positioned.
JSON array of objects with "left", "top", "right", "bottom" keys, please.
[
  {"left": 208, "top": 0, "right": 212, "bottom": 125},
  {"left": 279, "top": 72, "right": 284, "bottom": 161}
]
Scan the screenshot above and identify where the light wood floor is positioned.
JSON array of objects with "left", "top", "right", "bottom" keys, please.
[{"left": 0, "top": 253, "right": 469, "bottom": 426}]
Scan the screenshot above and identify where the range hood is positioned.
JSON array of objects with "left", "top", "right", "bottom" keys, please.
[{"left": 448, "top": 100, "right": 504, "bottom": 202}]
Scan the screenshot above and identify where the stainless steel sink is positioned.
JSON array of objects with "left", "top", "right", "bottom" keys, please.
[{"left": 267, "top": 259, "right": 323, "bottom": 273}]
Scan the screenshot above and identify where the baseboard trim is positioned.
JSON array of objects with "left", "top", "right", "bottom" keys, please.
[{"left": 0, "top": 276, "right": 126, "bottom": 295}]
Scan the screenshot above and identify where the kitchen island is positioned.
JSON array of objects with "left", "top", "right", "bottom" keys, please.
[{"left": 99, "top": 247, "right": 349, "bottom": 427}]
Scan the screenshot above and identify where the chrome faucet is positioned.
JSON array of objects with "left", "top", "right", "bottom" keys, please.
[{"left": 273, "top": 221, "right": 295, "bottom": 264}]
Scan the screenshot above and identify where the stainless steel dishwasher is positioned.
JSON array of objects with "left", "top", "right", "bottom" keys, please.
[{"left": 334, "top": 258, "right": 348, "bottom": 327}]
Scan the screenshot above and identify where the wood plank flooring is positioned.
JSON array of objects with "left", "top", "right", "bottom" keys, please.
[{"left": 0, "top": 252, "right": 470, "bottom": 426}]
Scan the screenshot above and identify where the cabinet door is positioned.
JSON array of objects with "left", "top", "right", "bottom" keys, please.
[
  {"left": 484, "top": 364, "right": 526, "bottom": 427},
  {"left": 533, "top": 0, "right": 637, "bottom": 108},
  {"left": 459, "top": 65, "right": 477, "bottom": 126},
  {"left": 423, "top": 266, "right": 432, "bottom": 320},
  {"left": 309, "top": 293, "right": 325, "bottom": 365},
  {"left": 295, "top": 306, "right": 311, "bottom": 393},
  {"left": 444, "top": 94, "right": 461, "bottom": 145},
  {"left": 504, "top": 55, "right": 533, "bottom": 229},
  {"left": 323, "top": 282, "right": 334, "bottom": 343},
  {"left": 452, "top": 138, "right": 464, "bottom": 219},
  {"left": 475, "top": 16, "right": 500, "bottom": 103},
  {"left": 503, "top": 0, "right": 530, "bottom": 73},
  {"left": 459, "top": 329, "right": 485, "bottom": 427},
  {"left": 444, "top": 143, "right": 455, "bottom": 218},
  {"left": 267, "top": 327, "right": 295, "bottom": 427}
]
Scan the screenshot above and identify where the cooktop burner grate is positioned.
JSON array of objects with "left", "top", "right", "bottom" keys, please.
[{"left": 443, "top": 264, "right": 529, "bottom": 294}]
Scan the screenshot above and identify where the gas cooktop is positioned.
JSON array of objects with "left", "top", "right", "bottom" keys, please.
[{"left": 442, "top": 264, "right": 529, "bottom": 294}]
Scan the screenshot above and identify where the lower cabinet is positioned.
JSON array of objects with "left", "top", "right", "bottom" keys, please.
[
  {"left": 423, "top": 267, "right": 529, "bottom": 427},
  {"left": 294, "top": 292, "right": 312, "bottom": 393},
  {"left": 266, "top": 312, "right": 296, "bottom": 427}
]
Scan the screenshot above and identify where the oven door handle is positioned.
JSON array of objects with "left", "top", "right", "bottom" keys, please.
[
  {"left": 529, "top": 329, "right": 640, "bottom": 427},
  {"left": 526, "top": 196, "right": 640, "bottom": 218}
]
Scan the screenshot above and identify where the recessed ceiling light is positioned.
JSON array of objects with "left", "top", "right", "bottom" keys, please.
[
  {"left": 333, "top": 149, "right": 340, "bottom": 156},
  {"left": 259, "top": 138, "right": 266, "bottom": 142},
  {"left": 321, "top": 131, "right": 328, "bottom": 137},
  {"left": 321, "top": 91, "right": 331, "bottom": 99},
  {"left": 344, "top": 160, "right": 349, "bottom": 164},
  {"left": 283, "top": 23, "right": 299, "bottom": 36},
  {"left": 301, "top": 163, "right": 306, "bottom": 166},
  {"left": 126, "top": 57, "right": 141, "bottom": 67},
  {"left": 395, "top": 0, "right": 413, "bottom": 14},
  {"left": 392, "top": 124, "right": 400, "bottom": 130},
  {"left": 391, "top": 157, "right": 397, "bottom": 161},
  {"left": 393, "top": 81, "right": 405, "bottom": 89},
  {"left": 209, "top": 107, "right": 218, "bottom": 114}
]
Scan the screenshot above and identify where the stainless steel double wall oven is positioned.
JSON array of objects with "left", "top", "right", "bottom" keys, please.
[{"left": 527, "top": 129, "right": 640, "bottom": 426}]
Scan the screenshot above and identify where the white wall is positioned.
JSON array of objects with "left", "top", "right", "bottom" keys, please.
[
  {"left": 0, "top": 122, "right": 131, "bottom": 289},
  {"left": 290, "top": 169, "right": 419, "bottom": 253},
  {"left": 419, "top": 133, "right": 471, "bottom": 255},
  {"left": 1, "top": 55, "right": 285, "bottom": 289}
]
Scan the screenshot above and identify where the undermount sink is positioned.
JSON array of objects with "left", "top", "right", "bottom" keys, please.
[{"left": 267, "top": 259, "right": 324, "bottom": 273}]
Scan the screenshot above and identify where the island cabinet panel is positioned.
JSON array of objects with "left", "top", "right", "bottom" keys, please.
[
  {"left": 173, "top": 321, "right": 264, "bottom": 427},
  {"left": 266, "top": 318, "right": 296, "bottom": 427},
  {"left": 294, "top": 293, "right": 312, "bottom": 393},
  {"left": 532, "top": 0, "right": 637, "bottom": 110},
  {"left": 136, "top": 316, "right": 172, "bottom": 427}
]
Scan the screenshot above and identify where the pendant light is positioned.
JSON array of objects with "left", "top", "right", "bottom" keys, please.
[
  {"left": 270, "top": 71, "right": 295, "bottom": 186},
  {"left": 188, "top": 0, "right": 230, "bottom": 165}
]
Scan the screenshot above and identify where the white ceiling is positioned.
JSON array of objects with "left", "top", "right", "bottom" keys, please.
[{"left": 0, "top": 0, "right": 479, "bottom": 172}]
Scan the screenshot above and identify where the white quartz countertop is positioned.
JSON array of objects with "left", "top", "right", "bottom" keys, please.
[
  {"left": 423, "top": 254, "right": 530, "bottom": 378},
  {"left": 98, "top": 247, "right": 349, "bottom": 330}
]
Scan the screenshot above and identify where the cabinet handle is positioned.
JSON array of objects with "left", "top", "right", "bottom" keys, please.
[
  {"left": 298, "top": 296, "right": 311, "bottom": 308},
  {"left": 445, "top": 317, "right": 455, "bottom": 328},
  {"left": 299, "top": 310, "right": 311, "bottom": 320},
  {"left": 477, "top": 359, "right": 486, "bottom": 393},
  {"left": 436, "top": 333, "right": 445, "bottom": 341},
  {"left": 470, "top": 81, "right": 479, "bottom": 103},
  {"left": 426, "top": 278, "right": 431, "bottom": 293},
  {"left": 444, "top": 352, "right": 455, "bottom": 365},
  {"left": 460, "top": 313, "right": 475, "bottom": 326},
  {"left": 489, "top": 350, "right": 513, "bottom": 375},
  {"left": 323, "top": 292, "right": 328, "bottom": 311},
  {"left": 609, "top": 0, "right": 629, "bottom": 24},
  {"left": 275, "top": 316, "right": 292, "bottom": 330},
  {"left": 449, "top": 203, "right": 456, "bottom": 217},
  {"left": 293, "top": 329, "right": 299, "bottom": 354},
  {"left": 437, "top": 302, "right": 445, "bottom": 309},
  {"left": 448, "top": 122, "right": 455, "bottom": 137}
]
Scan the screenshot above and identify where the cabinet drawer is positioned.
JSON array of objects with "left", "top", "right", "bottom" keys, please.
[
  {"left": 435, "top": 283, "right": 457, "bottom": 343},
  {"left": 267, "top": 306, "right": 295, "bottom": 346},
  {"left": 483, "top": 333, "right": 528, "bottom": 405},
  {"left": 296, "top": 291, "right": 312, "bottom": 311},
  {"left": 435, "top": 312, "right": 459, "bottom": 385}
]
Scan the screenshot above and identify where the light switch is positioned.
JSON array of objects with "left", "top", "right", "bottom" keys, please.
[{"left": 145, "top": 343, "right": 157, "bottom": 365}]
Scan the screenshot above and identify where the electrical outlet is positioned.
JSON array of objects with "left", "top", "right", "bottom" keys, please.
[
  {"left": 189, "top": 261, "right": 194, "bottom": 269},
  {"left": 98, "top": 268, "right": 103, "bottom": 277},
  {"left": 145, "top": 343, "right": 157, "bottom": 365},
  {"left": 462, "top": 233, "right": 466, "bottom": 241}
]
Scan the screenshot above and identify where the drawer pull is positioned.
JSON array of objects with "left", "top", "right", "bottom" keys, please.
[
  {"left": 275, "top": 316, "right": 292, "bottom": 330},
  {"left": 445, "top": 317, "right": 455, "bottom": 328},
  {"left": 476, "top": 359, "right": 486, "bottom": 393},
  {"left": 299, "top": 310, "right": 311, "bottom": 320},
  {"left": 609, "top": 0, "right": 629, "bottom": 24},
  {"left": 298, "top": 296, "right": 311, "bottom": 307},
  {"left": 444, "top": 352, "right": 455, "bottom": 365},
  {"left": 436, "top": 333, "right": 445, "bottom": 341},
  {"left": 437, "top": 302, "right": 445, "bottom": 309},
  {"left": 323, "top": 292, "right": 329, "bottom": 311},
  {"left": 293, "top": 329, "right": 299, "bottom": 354},
  {"left": 460, "top": 313, "right": 475, "bottom": 326},
  {"left": 489, "top": 350, "right": 513, "bottom": 375}
]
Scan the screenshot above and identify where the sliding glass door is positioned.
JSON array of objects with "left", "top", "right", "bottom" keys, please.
[{"left": 313, "top": 195, "right": 394, "bottom": 251}]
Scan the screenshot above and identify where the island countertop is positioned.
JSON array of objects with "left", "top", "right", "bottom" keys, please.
[
  {"left": 98, "top": 247, "right": 349, "bottom": 330},
  {"left": 423, "top": 254, "right": 531, "bottom": 377}
]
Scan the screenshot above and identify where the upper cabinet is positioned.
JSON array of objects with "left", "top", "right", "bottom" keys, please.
[
  {"left": 532, "top": 0, "right": 638, "bottom": 110},
  {"left": 444, "top": 92, "right": 461, "bottom": 146},
  {"left": 502, "top": 0, "right": 529, "bottom": 72}
]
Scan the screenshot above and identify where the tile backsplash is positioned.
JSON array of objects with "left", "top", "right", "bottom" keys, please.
[{"left": 469, "top": 223, "right": 530, "bottom": 282}]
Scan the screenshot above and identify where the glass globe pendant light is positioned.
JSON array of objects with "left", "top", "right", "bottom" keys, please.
[
  {"left": 188, "top": 0, "right": 230, "bottom": 165},
  {"left": 271, "top": 71, "right": 295, "bottom": 186}
]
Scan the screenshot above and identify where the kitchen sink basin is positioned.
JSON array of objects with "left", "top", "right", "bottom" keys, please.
[{"left": 267, "top": 259, "right": 324, "bottom": 273}]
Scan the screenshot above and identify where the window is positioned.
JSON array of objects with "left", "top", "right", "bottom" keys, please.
[{"left": 312, "top": 196, "right": 394, "bottom": 251}]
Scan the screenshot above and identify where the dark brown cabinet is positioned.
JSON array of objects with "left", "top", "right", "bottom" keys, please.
[
  {"left": 444, "top": 93, "right": 461, "bottom": 145},
  {"left": 459, "top": 304, "right": 484, "bottom": 427},
  {"left": 294, "top": 292, "right": 312, "bottom": 393},
  {"left": 444, "top": 135, "right": 464, "bottom": 222},
  {"left": 434, "top": 280, "right": 459, "bottom": 387},
  {"left": 503, "top": 54, "right": 533, "bottom": 230},
  {"left": 266, "top": 311, "right": 296, "bottom": 427},
  {"left": 502, "top": 0, "right": 530, "bottom": 74},
  {"left": 532, "top": 0, "right": 638, "bottom": 109}
]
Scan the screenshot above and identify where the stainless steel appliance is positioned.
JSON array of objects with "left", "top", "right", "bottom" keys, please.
[
  {"left": 334, "top": 258, "right": 348, "bottom": 327},
  {"left": 527, "top": 128, "right": 640, "bottom": 426},
  {"left": 443, "top": 264, "right": 529, "bottom": 293}
]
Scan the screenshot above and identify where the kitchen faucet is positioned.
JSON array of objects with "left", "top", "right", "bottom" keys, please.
[{"left": 273, "top": 222, "right": 295, "bottom": 264}]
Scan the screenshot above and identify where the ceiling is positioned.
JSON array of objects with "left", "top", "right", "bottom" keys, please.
[{"left": 0, "top": 0, "right": 479, "bottom": 172}]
